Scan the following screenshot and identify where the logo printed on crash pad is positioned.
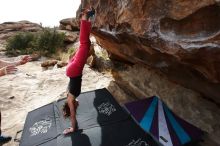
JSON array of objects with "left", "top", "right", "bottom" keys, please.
[
  {"left": 29, "top": 118, "right": 52, "bottom": 136},
  {"left": 97, "top": 102, "right": 116, "bottom": 116},
  {"left": 126, "top": 138, "right": 149, "bottom": 146}
]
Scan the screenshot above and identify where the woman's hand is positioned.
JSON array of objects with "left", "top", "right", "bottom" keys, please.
[
  {"left": 63, "top": 127, "right": 74, "bottom": 135},
  {"left": 17, "top": 55, "right": 32, "bottom": 65},
  {"left": 0, "top": 65, "right": 17, "bottom": 76}
]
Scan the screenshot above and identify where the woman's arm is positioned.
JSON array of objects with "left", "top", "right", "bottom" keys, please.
[
  {"left": 63, "top": 94, "right": 77, "bottom": 134},
  {"left": 0, "top": 60, "right": 17, "bottom": 69},
  {"left": 0, "top": 55, "right": 31, "bottom": 68},
  {"left": 68, "top": 95, "right": 76, "bottom": 129}
]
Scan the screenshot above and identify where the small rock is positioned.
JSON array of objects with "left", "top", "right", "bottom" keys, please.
[
  {"left": 31, "top": 53, "right": 41, "bottom": 61},
  {"left": 8, "top": 96, "right": 15, "bottom": 99},
  {"left": 57, "top": 61, "right": 68, "bottom": 68},
  {"left": 86, "top": 55, "right": 96, "bottom": 67},
  {"left": 41, "top": 60, "right": 58, "bottom": 67}
]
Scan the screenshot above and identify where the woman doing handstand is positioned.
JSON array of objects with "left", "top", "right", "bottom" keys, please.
[{"left": 63, "top": 8, "right": 95, "bottom": 135}]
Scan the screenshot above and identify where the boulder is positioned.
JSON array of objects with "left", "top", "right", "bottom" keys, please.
[
  {"left": 59, "top": 18, "right": 80, "bottom": 31},
  {"left": 79, "top": 0, "right": 220, "bottom": 104},
  {"left": 110, "top": 64, "right": 220, "bottom": 145},
  {"left": 57, "top": 30, "right": 79, "bottom": 43},
  {"left": 87, "top": 44, "right": 97, "bottom": 68},
  {"left": 0, "top": 21, "right": 42, "bottom": 43},
  {"left": 77, "top": 1, "right": 220, "bottom": 144}
]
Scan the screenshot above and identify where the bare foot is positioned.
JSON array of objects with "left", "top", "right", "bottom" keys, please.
[{"left": 80, "top": 7, "right": 95, "bottom": 21}]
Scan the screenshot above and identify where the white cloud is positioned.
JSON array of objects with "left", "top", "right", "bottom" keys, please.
[{"left": 0, "top": 0, "right": 81, "bottom": 27}]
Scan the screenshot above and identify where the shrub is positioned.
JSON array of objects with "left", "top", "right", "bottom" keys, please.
[
  {"left": 6, "top": 27, "right": 65, "bottom": 56},
  {"left": 68, "top": 47, "right": 77, "bottom": 55},
  {"left": 36, "top": 28, "right": 65, "bottom": 55},
  {"left": 6, "top": 32, "right": 35, "bottom": 55}
]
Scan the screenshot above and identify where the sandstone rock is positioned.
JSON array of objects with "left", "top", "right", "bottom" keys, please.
[
  {"left": 75, "top": 1, "right": 220, "bottom": 145},
  {"left": 30, "top": 53, "right": 41, "bottom": 61},
  {"left": 41, "top": 60, "right": 58, "bottom": 68},
  {"left": 67, "top": 42, "right": 97, "bottom": 67},
  {"left": 80, "top": 0, "right": 220, "bottom": 104},
  {"left": 86, "top": 44, "right": 96, "bottom": 67},
  {"left": 66, "top": 25, "right": 72, "bottom": 31},
  {"left": 0, "top": 21, "right": 42, "bottom": 33},
  {"left": 107, "top": 81, "right": 136, "bottom": 104},
  {"left": 111, "top": 64, "right": 220, "bottom": 145},
  {"left": 87, "top": 37, "right": 114, "bottom": 71},
  {"left": 59, "top": 18, "right": 80, "bottom": 31},
  {"left": 57, "top": 30, "right": 79, "bottom": 43},
  {"left": 57, "top": 61, "right": 68, "bottom": 68},
  {"left": 0, "top": 21, "right": 42, "bottom": 44},
  {"left": 58, "top": 24, "right": 66, "bottom": 30},
  {"left": 86, "top": 55, "right": 96, "bottom": 67}
]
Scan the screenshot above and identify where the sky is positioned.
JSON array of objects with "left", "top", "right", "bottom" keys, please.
[{"left": 0, "top": 0, "right": 81, "bottom": 27}]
